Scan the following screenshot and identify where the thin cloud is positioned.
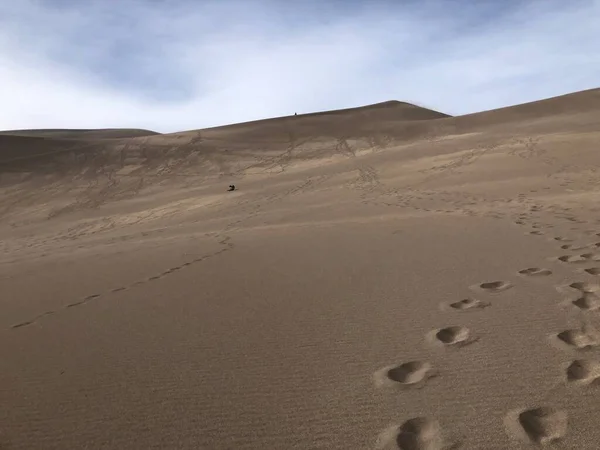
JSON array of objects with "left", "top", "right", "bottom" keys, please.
[{"left": 0, "top": 0, "right": 598, "bottom": 133}]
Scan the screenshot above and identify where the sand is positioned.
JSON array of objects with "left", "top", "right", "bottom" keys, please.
[{"left": 1, "top": 89, "right": 600, "bottom": 449}]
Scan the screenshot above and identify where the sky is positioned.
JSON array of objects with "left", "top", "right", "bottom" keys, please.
[{"left": 0, "top": 0, "right": 598, "bottom": 133}]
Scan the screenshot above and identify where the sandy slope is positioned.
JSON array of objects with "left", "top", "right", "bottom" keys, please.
[{"left": 2, "top": 89, "right": 600, "bottom": 449}]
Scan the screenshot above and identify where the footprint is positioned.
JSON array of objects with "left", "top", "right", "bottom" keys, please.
[
  {"left": 584, "top": 268, "right": 600, "bottom": 276},
  {"left": 561, "top": 244, "right": 588, "bottom": 250},
  {"left": 377, "top": 417, "right": 444, "bottom": 450},
  {"left": 84, "top": 294, "right": 100, "bottom": 300},
  {"left": 566, "top": 359, "right": 600, "bottom": 384},
  {"left": 448, "top": 298, "right": 490, "bottom": 311},
  {"left": 518, "top": 268, "right": 552, "bottom": 277},
  {"left": 388, "top": 362, "right": 432, "bottom": 384},
  {"left": 476, "top": 281, "right": 513, "bottom": 293},
  {"left": 66, "top": 301, "right": 85, "bottom": 308},
  {"left": 568, "top": 282, "right": 600, "bottom": 293},
  {"left": 556, "top": 329, "right": 598, "bottom": 349},
  {"left": 111, "top": 287, "right": 126, "bottom": 293},
  {"left": 581, "top": 253, "right": 600, "bottom": 261},
  {"left": 557, "top": 255, "right": 587, "bottom": 263},
  {"left": 516, "top": 407, "right": 567, "bottom": 445},
  {"left": 433, "top": 326, "right": 472, "bottom": 346},
  {"left": 572, "top": 293, "right": 600, "bottom": 311},
  {"left": 529, "top": 231, "right": 544, "bottom": 235},
  {"left": 553, "top": 237, "right": 573, "bottom": 242},
  {"left": 374, "top": 361, "right": 435, "bottom": 389}
]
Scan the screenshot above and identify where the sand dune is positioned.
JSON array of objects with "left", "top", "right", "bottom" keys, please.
[
  {"left": 2, "top": 89, "right": 600, "bottom": 449},
  {"left": 0, "top": 128, "right": 160, "bottom": 139}
]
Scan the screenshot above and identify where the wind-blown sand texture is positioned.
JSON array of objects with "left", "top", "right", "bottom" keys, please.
[{"left": 2, "top": 89, "right": 600, "bottom": 449}]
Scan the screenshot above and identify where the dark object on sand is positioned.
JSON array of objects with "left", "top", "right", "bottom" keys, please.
[{"left": 228, "top": 185, "right": 236, "bottom": 191}]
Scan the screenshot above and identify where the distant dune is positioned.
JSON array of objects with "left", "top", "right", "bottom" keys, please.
[
  {"left": 197, "top": 99, "right": 452, "bottom": 132},
  {"left": 0, "top": 99, "right": 450, "bottom": 176},
  {"left": 1, "top": 90, "right": 597, "bottom": 177},
  {"left": 448, "top": 87, "right": 600, "bottom": 128},
  {"left": 0, "top": 128, "right": 160, "bottom": 139},
  {"left": 3, "top": 87, "right": 600, "bottom": 449}
]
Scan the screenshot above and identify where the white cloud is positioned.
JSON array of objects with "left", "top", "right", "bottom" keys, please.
[{"left": 0, "top": 0, "right": 598, "bottom": 133}]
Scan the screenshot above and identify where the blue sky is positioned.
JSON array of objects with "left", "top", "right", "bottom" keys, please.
[{"left": 0, "top": 0, "right": 598, "bottom": 133}]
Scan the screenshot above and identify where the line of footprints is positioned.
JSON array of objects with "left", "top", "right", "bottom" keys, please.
[
  {"left": 11, "top": 234, "right": 234, "bottom": 330},
  {"left": 374, "top": 215, "right": 600, "bottom": 449}
]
